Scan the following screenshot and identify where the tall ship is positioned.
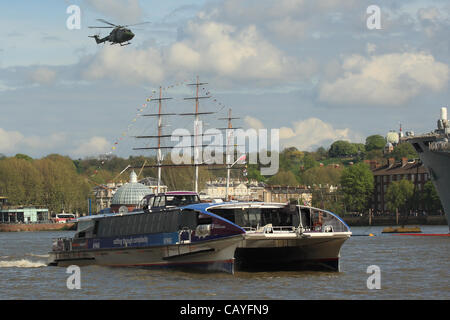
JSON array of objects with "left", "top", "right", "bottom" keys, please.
[
  {"left": 49, "top": 78, "right": 352, "bottom": 273},
  {"left": 406, "top": 107, "right": 450, "bottom": 231}
]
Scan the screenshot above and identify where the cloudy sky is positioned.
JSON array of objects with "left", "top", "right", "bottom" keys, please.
[{"left": 0, "top": 0, "right": 449, "bottom": 159}]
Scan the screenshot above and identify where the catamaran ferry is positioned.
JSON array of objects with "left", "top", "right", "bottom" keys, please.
[{"left": 48, "top": 194, "right": 245, "bottom": 274}]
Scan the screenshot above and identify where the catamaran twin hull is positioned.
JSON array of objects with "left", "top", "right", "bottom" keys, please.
[
  {"left": 236, "top": 232, "right": 351, "bottom": 271},
  {"left": 48, "top": 208, "right": 245, "bottom": 274},
  {"left": 184, "top": 202, "right": 352, "bottom": 272}
]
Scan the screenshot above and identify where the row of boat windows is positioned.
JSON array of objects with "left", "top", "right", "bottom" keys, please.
[
  {"left": 209, "top": 208, "right": 299, "bottom": 229},
  {"left": 95, "top": 210, "right": 182, "bottom": 237}
]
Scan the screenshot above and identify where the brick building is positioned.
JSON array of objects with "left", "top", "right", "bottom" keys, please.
[{"left": 369, "top": 158, "right": 429, "bottom": 213}]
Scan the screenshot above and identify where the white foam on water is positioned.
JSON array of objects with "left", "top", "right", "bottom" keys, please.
[
  {"left": 0, "top": 259, "right": 47, "bottom": 268},
  {"left": 26, "top": 253, "right": 50, "bottom": 258}
]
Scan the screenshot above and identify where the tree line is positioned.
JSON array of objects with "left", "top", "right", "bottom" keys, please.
[{"left": 0, "top": 134, "right": 442, "bottom": 215}]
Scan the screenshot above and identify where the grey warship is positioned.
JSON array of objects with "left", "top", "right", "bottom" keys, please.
[{"left": 407, "top": 107, "right": 449, "bottom": 231}]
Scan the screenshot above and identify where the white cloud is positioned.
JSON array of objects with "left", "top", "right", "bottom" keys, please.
[
  {"left": 83, "top": 46, "right": 165, "bottom": 84},
  {"left": 319, "top": 52, "right": 449, "bottom": 106},
  {"left": 0, "top": 128, "right": 24, "bottom": 153},
  {"left": 72, "top": 136, "right": 111, "bottom": 157},
  {"left": 244, "top": 116, "right": 265, "bottom": 130},
  {"left": 242, "top": 116, "right": 361, "bottom": 151},
  {"left": 0, "top": 128, "right": 66, "bottom": 155},
  {"left": 82, "top": 20, "right": 316, "bottom": 85},
  {"left": 279, "top": 118, "right": 362, "bottom": 150},
  {"left": 28, "top": 67, "right": 56, "bottom": 85}
]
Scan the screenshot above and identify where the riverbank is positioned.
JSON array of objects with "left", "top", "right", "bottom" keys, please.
[
  {"left": 342, "top": 215, "right": 447, "bottom": 227},
  {"left": 0, "top": 223, "right": 76, "bottom": 232}
]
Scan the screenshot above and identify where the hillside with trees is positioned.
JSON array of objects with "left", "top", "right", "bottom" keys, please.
[{"left": 0, "top": 133, "right": 442, "bottom": 216}]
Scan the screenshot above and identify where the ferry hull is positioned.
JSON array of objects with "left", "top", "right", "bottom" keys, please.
[
  {"left": 49, "top": 235, "right": 242, "bottom": 274},
  {"left": 235, "top": 232, "right": 351, "bottom": 272}
]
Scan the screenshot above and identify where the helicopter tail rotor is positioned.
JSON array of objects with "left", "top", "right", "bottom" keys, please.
[{"left": 89, "top": 35, "right": 104, "bottom": 44}]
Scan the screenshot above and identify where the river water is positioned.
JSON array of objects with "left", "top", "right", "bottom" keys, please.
[{"left": 0, "top": 226, "right": 448, "bottom": 300}]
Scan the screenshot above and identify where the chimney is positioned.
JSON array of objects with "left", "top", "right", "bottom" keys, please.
[
  {"left": 388, "top": 158, "right": 395, "bottom": 168},
  {"left": 401, "top": 157, "right": 408, "bottom": 167}
]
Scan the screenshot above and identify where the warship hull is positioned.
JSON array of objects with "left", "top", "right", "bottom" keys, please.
[{"left": 408, "top": 135, "right": 450, "bottom": 231}]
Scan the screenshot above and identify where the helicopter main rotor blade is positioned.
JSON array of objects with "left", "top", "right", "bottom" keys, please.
[
  {"left": 97, "top": 18, "right": 118, "bottom": 27},
  {"left": 123, "top": 21, "right": 151, "bottom": 27},
  {"left": 88, "top": 26, "right": 114, "bottom": 29}
]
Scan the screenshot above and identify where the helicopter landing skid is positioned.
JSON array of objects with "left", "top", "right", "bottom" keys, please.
[{"left": 120, "top": 42, "right": 131, "bottom": 46}]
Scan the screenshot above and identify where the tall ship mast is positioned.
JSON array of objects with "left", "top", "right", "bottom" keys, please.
[
  {"left": 133, "top": 77, "right": 223, "bottom": 192},
  {"left": 406, "top": 107, "right": 450, "bottom": 231},
  {"left": 218, "top": 108, "right": 241, "bottom": 200}
]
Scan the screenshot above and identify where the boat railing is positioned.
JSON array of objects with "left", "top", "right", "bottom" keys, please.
[
  {"left": 244, "top": 225, "right": 296, "bottom": 233},
  {"left": 52, "top": 237, "right": 73, "bottom": 252},
  {"left": 429, "top": 140, "right": 450, "bottom": 153}
]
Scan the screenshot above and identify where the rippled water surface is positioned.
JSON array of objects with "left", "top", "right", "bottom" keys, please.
[{"left": 0, "top": 226, "right": 449, "bottom": 300}]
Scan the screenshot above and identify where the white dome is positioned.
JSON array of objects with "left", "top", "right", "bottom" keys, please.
[
  {"left": 386, "top": 131, "right": 399, "bottom": 144},
  {"left": 111, "top": 171, "right": 152, "bottom": 205}
]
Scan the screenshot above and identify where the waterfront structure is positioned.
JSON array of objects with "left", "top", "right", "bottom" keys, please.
[
  {"left": 369, "top": 157, "right": 429, "bottom": 213},
  {"left": 406, "top": 107, "right": 450, "bottom": 230},
  {"left": 0, "top": 207, "right": 50, "bottom": 223},
  {"left": 200, "top": 179, "right": 312, "bottom": 205},
  {"left": 200, "top": 179, "right": 254, "bottom": 200},
  {"left": 261, "top": 185, "right": 312, "bottom": 205}
]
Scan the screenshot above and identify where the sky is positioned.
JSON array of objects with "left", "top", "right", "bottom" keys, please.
[{"left": 0, "top": 0, "right": 449, "bottom": 159}]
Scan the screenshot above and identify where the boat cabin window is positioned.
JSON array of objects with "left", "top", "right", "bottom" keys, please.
[
  {"left": 197, "top": 213, "right": 213, "bottom": 225},
  {"left": 412, "top": 143, "right": 423, "bottom": 153},
  {"left": 153, "top": 196, "right": 165, "bottom": 208},
  {"left": 166, "top": 195, "right": 200, "bottom": 206},
  {"left": 209, "top": 206, "right": 298, "bottom": 229}
]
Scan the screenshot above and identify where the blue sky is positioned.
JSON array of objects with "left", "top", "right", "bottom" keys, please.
[{"left": 0, "top": 0, "right": 449, "bottom": 159}]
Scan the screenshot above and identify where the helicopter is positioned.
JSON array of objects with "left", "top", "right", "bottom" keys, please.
[{"left": 88, "top": 19, "right": 150, "bottom": 46}]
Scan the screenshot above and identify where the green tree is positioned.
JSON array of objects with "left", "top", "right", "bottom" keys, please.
[
  {"left": 390, "top": 143, "right": 418, "bottom": 161},
  {"left": 385, "top": 179, "right": 414, "bottom": 214},
  {"left": 328, "top": 140, "right": 357, "bottom": 158},
  {"left": 301, "top": 166, "right": 343, "bottom": 187},
  {"left": 340, "top": 162, "right": 374, "bottom": 213},
  {"left": 0, "top": 157, "right": 43, "bottom": 205},
  {"left": 15, "top": 153, "right": 33, "bottom": 161},
  {"left": 267, "top": 170, "right": 299, "bottom": 186},
  {"left": 421, "top": 181, "right": 443, "bottom": 213},
  {"left": 365, "top": 135, "right": 386, "bottom": 152}
]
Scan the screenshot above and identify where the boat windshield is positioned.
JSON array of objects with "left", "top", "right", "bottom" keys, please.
[
  {"left": 208, "top": 204, "right": 350, "bottom": 233},
  {"left": 166, "top": 195, "right": 200, "bottom": 206},
  {"left": 208, "top": 205, "right": 299, "bottom": 230}
]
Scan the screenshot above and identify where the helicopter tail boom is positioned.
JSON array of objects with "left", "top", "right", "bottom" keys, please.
[{"left": 89, "top": 35, "right": 108, "bottom": 44}]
